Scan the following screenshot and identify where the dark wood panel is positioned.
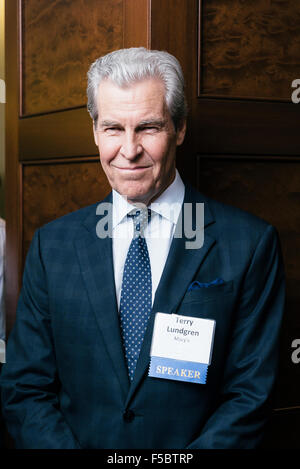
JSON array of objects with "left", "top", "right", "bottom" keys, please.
[
  {"left": 19, "top": 108, "right": 97, "bottom": 160},
  {"left": 191, "top": 99, "right": 300, "bottom": 156},
  {"left": 150, "top": 0, "right": 198, "bottom": 185},
  {"left": 123, "top": 0, "right": 150, "bottom": 48},
  {"left": 21, "top": 0, "right": 123, "bottom": 116},
  {"left": 199, "top": 0, "right": 300, "bottom": 100},
  {"left": 197, "top": 155, "right": 300, "bottom": 408},
  {"left": 22, "top": 159, "right": 111, "bottom": 262}
]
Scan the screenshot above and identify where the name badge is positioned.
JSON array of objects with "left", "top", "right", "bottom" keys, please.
[{"left": 148, "top": 312, "right": 215, "bottom": 384}]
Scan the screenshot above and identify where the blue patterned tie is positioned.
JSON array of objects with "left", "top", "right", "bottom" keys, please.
[{"left": 120, "top": 208, "right": 152, "bottom": 380}]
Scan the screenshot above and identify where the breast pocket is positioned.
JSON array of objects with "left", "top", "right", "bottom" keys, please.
[
  {"left": 177, "top": 280, "right": 235, "bottom": 320},
  {"left": 181, "top": 280, "right": 234, "bottom": 304}
]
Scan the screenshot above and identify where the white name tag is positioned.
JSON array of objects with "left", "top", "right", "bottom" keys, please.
[{"left": 149, "top": 312, "right": 215, "bottom": 384}]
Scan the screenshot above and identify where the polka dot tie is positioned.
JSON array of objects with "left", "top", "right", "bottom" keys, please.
[{"left": 120, "top": 208, "right": 152, "bottom": 380}]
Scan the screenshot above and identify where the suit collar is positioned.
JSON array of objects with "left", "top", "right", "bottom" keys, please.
[{"left": 82, "top": 191, "right": 112, "bottom": 234}]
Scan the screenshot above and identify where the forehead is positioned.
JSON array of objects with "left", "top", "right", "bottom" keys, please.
[{"left": 96, "top": 78, "right": 168, "bottom": 119}]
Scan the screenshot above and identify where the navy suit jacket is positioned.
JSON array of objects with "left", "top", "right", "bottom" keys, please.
[{"left": 0, "top": 183, "right": 285, "bottom": 449}]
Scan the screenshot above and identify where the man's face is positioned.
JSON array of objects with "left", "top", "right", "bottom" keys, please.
[{"left": 93, "top": 78, "right": 186, "bottom": 206}]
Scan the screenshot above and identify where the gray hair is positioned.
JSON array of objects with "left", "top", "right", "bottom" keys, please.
[{"left": 87, "top": 47, "right": 187, "bottom": 129}]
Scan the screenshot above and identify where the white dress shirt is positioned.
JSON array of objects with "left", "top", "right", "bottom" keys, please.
[{"left": 112, "top": 170, "right": 185, "bottom": 308}]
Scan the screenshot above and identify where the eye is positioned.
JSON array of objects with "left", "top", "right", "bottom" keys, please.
[
  {"left": 140, "top": 126, "right": 160, "bottom": 133},
  {"left": 105, "top": 127, "right": 122, "bottom": 134}
]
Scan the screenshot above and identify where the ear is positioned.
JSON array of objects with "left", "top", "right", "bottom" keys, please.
[{"left": 176, "top": 119, "right": 186, "bottom": 146}]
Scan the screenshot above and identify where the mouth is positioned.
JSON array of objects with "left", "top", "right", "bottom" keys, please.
[{"left": 113, "top": 166, "right": 151, "bottom": 172}]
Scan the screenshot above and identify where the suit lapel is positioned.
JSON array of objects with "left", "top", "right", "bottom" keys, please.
[
  {"left": 74, "top": 195, "right": 130, "bottom": 399},
  {"left": 125, "top": 184, "right": 216, "bottom": 406}
]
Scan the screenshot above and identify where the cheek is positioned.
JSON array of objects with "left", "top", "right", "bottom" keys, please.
[
  {"left": 148, "top": 139, "right": 176, "bottom": 170},
  {"left": 98, "top": 141, "right": 117, "bottom": 165},
  {"left": 147, "top": 137, "right": 168, "bottom": 159}
]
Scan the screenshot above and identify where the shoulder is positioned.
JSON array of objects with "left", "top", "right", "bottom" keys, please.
[
  {"left": 37, "top": 194, "right": 112, "bottom": 243},
  {"left": 39, "top": 204, "right": 97, "bottom": 236},
  {"left": 207, "top": 195, "right": 270, "bottom": 228}
]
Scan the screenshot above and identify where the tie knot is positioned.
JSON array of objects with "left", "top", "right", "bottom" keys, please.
[{"left": 128, "top": 208, "right": 151, "bottom": 236}]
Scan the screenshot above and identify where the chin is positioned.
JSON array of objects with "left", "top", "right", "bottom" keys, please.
[
  {"left": 126, "top": 191, "right": 153, "bottom": 206},
  {"left": 125, "top": 194, "right": 151, "bottom": 206},
  {"left": 119, "top": 184, "right": 153, "bottom": 204}
]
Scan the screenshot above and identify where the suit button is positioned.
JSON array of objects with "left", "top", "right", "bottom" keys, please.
[{"left": 123, "top": 409, "right": 135, "bottom": 422}]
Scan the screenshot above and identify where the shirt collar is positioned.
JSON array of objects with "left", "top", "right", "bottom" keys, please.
[
  {"left": 149, "top": 169, "right": 184, "bottom": 224},
  {"left": 112, "top": 169, "right": 185, "bottom": 229},
  {"left": 112, "top": 189, "right": 136, "bottom": 230}
]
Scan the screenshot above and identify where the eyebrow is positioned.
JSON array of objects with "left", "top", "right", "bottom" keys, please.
[
  {"left": 137, "top": 119, "right": 166, "bottom": 127},
  {"left": 98, "top": 120, "right": 121, "bottom": 128},
  {"left": 98, "top": 119, "right": 166, "bottom": 129}
]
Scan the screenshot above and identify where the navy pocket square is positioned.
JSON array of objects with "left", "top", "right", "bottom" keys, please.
[{"left": 187, "top": 278, "right": 224, "bottom": 291}]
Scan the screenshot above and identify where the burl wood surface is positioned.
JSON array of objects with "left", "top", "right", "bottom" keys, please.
[
  {"left": 200, "top": 0, "right": 300, "bottom": 99},
  {"left": 21, "top": 0, "right": 123, "bottom": 115},
  {"left": 22, "top": 159, "right": 111, "bottom": 261},
  {"left": 197, "top": 156, "right": 300, "bottom": 408}
]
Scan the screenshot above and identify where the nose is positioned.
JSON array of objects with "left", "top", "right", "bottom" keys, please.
[{"left": 120, "top": 130, "right": 142, "bottom": 160}]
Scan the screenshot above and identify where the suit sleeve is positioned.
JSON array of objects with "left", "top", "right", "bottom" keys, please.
[
  {"left": 187, "top": 224, "right": 285, "bottom": 449},
  {"left": 0, "top": 229, "right": 81, "bottom": 449}
]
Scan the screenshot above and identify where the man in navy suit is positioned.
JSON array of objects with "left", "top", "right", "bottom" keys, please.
[{"left": 0, "top": 48, "right": 285, "bottom": 449}]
